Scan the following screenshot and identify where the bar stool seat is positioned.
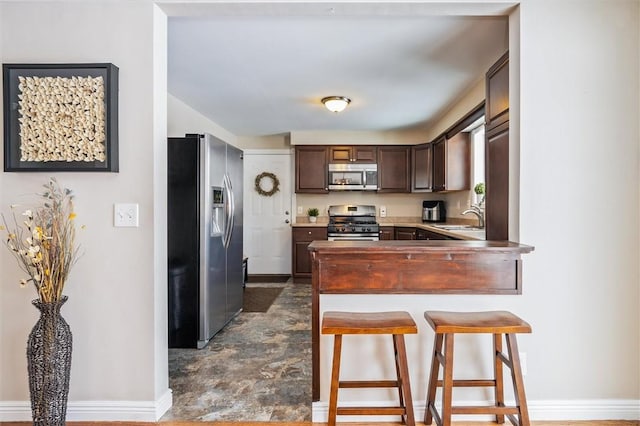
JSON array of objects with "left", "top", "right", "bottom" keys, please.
[
  {"left": 424, "top": 310, "right": 532, "bottom": 426},
  {"left": 322, "top": 311, "right": 417, "bottom": 426}
]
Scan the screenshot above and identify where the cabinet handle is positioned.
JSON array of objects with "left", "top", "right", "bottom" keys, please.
[{"left": 308, "top": 231, "right": 312, "bottom": 235}]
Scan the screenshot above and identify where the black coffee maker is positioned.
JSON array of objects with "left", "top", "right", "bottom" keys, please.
[{"left": 422, "top": 200, "right": 446, "bottom": 223}]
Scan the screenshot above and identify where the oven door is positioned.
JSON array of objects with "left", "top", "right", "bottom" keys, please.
[{"left": 328, "top": 234, "right": 380, "bottom": 242}]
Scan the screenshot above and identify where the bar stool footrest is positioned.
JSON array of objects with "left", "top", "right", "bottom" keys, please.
[
  {"left": 451, "top": 405, "right": 520, "bottom": 415},
  {"left": 436, "top": 379, "right": 497, "bottom": 387},
  {"left": 339, "top": 380, "right": 399, "bottom": 388},
  {"left": 337, "top": 407, "right": 407, "bottom": 416}
]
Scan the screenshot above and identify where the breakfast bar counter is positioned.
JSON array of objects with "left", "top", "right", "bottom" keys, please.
[{"left": 308, "top": 239, "right": 534, "bottom": 400}]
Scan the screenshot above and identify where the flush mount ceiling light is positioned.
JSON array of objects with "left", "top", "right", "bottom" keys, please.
[{"left": 321, "top": 96, "right": 351, "bottom": 113}]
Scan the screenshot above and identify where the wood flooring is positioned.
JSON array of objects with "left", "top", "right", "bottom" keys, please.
[{"left": 2, "top": 421, "right": 639, "bottom": 425}]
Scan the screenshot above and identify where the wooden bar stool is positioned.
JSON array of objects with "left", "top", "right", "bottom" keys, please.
[
  {"left": 322, "top": 311, "right": 418, "bottom": 426},
  {"left": 423, "top": 311, "right": 532, "bottom": 426}
]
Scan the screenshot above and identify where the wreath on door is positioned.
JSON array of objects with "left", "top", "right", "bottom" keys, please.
[{"left": 254, "top": 171, "right": 280, "bottom": 197}]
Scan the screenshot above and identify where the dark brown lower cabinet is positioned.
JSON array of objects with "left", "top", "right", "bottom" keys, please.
[
  {"left": 379, "top": 226, "right": 394, "bottom": 240},
  {"left": 292, "top": 227, "right": 327, "bottom": 279},
  {"left": 394, "top": 227, "right": 416, "bottom": 240},
  {"left": 416, "top": 228, "right": 452, "bottom": 240}
]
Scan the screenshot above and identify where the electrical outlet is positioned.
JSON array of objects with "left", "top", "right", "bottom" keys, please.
[
  {"left": 520, "top": 352, "right": 527, "bottom": 376},
  {"left": 114, "top": 203, "right": 139, "bottom": 227},
  {"left": 380, "top": 205, "right": 387, "bottom": 217},
  {"left": 297, "top": 206, "right": 303, "bottom": 215}
]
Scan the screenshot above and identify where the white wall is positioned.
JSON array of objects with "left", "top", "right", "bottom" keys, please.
[
  {"left": 291, "top": 129, "right": 427, "bottom": 145},
  {"left": 518, "top": 0, "right": 638, "bottom": 398},
  {"left": 423, "top": 77, "right": 486, "bottom": 142},
  {"left": 167, "top": 93, "right": 238, "bottom": 146},
  {"left": 0, "top": 0, "right": 170, "bottom": 420}
]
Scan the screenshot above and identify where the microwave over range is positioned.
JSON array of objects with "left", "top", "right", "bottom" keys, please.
[{"left": 328, "top": 163, "right": 378, "bottom": 191}]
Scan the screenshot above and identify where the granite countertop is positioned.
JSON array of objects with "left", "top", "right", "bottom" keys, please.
[{"left": 291, "top": 217, "right": 486, "bottom": 240}]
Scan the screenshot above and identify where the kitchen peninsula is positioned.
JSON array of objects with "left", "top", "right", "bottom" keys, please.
[{"left": 308, "top": 239, "right": 534, "bottom": 400}]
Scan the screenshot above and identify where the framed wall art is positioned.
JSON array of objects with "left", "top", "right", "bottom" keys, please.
[{"left": 3, "top": 63, "right": 119, "bottom": 172}]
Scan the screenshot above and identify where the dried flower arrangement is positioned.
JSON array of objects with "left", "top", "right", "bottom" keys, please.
[{"left": 0, "top": 178, "right": 81, "bottom": 302}]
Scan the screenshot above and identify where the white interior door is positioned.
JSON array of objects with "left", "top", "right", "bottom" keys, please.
[{"left": 243, "top": 150, "right": 292, "bottom": 275}]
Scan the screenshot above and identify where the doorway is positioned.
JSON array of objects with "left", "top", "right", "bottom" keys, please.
[{"left": 243, "top": 150, "right": 293, "bottom": 277}]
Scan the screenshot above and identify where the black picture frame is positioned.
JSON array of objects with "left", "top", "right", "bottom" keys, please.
[{"left": 3, "top": 63, "right": 118, "bottom": 172}]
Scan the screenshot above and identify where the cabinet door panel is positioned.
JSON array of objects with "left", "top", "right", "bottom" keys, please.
[
  {"left": 432, "top": 137, "right": 446, "bottom": 192},
  {"left": 353, "top": 146, "right": 377, "bottom": 162},
  {"left": 445, "top": 132, "right": 470, "bottom": 191},
  {"left": 485, "top": 122, "right": 509, "bottom": 240},
  {"left": 295, "top": 146, "right": 328, "bottom": 193},
  {"left": 379, "top": 226, "right": 394, "bottom": 240},
  {"left": 412, "top": 143, "right": 433, "bottom": 191},
  {"left": 329, "top": 146, "right": 352, "bottom": 163},
  {"left": 378, "top": 146, "right": 411, "bottom": 192},
  {"left": 292, "top": 227, "right": 327, "bottom": 278},
  {"left": 394, "top": 227, "right": 416, "bottom": 240},
  {"left": 486, "top": 51, "right": 509, "bottom": 131},
  {"left": 294, "top": 241, "right": 312, "bottom": 275}
]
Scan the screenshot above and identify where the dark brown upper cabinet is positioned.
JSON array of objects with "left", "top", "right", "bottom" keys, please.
[
  {"left": 485, "top": 50, "right": 510, "bottom": 240},
  {"left": 485, "top": 121, "right": 509, "bottom": 240},
  {"left": 411, "top": 143, "right": 433, "bottom": 192},
  {"left": 432, "top": 133, "right": 470, "bottom": 192},
  {"left": 329, "top": 146, "right": 377, "bottom": 163},
  {"left": 378, "top": 146, "right": 411, "bottom": 193},
  {"left": 485, "top": 51, "right": 509, "bottom": 131},
  {"left": 295, "top": 146, "right": 328, "bottom": 193}
]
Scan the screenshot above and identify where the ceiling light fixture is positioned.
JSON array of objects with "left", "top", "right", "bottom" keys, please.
[{"left": 321, "top": 96, "right": 351, "bottom": 113}]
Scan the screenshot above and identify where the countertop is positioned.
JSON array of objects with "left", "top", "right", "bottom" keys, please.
[
  {"left": 291, "top": 219, "right": 486, "bottom": 240},
  {"left": 308, "top": 239, "right": 532, "bottom": 254}
]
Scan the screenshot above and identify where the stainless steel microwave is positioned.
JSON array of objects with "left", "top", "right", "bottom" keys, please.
[{"left": 328, "top": 163, "right": 378, "bottom": 191}]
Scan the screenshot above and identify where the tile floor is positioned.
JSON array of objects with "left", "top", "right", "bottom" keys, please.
[{"left": 160, "top": 281, "right": 312, "bottom": 422}]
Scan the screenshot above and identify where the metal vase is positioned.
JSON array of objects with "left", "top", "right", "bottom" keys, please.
[{"left": 27, "top": 296, "right": 72, "bottom": 426}]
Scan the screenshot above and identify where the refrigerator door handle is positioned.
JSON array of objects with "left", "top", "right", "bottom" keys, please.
[{"left": 223, "top": 174, "right": 234, "bottom": 249}]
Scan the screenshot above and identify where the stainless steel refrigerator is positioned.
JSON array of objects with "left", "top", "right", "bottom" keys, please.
[{"left": 168, "top": 133, "right": 243, "bottom": 349}]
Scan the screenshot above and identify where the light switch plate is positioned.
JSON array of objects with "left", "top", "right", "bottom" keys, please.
[
  {"left": 114, "top": 203, "right": 139, "bottom": 227},
  {"left": 297, "top": 206, "right": 303, "bottom": 215}
]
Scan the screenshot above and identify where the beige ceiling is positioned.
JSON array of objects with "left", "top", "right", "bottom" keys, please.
[{"left": 166, "top": 4, "right": 509, "bottom": 137}]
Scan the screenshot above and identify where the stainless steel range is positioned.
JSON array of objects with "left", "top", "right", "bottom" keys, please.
[{"left": 327, "top": 205, "right": 380, "bottom": 241}]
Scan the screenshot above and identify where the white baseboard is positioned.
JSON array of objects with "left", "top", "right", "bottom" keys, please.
[
  {"left": 3, "top": 394, "right": 637, "bottom": 422},
  {"left": 312, "top": 399, "right": 640, "bottom": 422},
  {"left": 0, "top": 389, "right": 173, "bottom": 422}
]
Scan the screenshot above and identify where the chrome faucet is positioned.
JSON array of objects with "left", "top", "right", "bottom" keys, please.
[{"left": 462, "top": 205, "right": 485, "bottom": 228}]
